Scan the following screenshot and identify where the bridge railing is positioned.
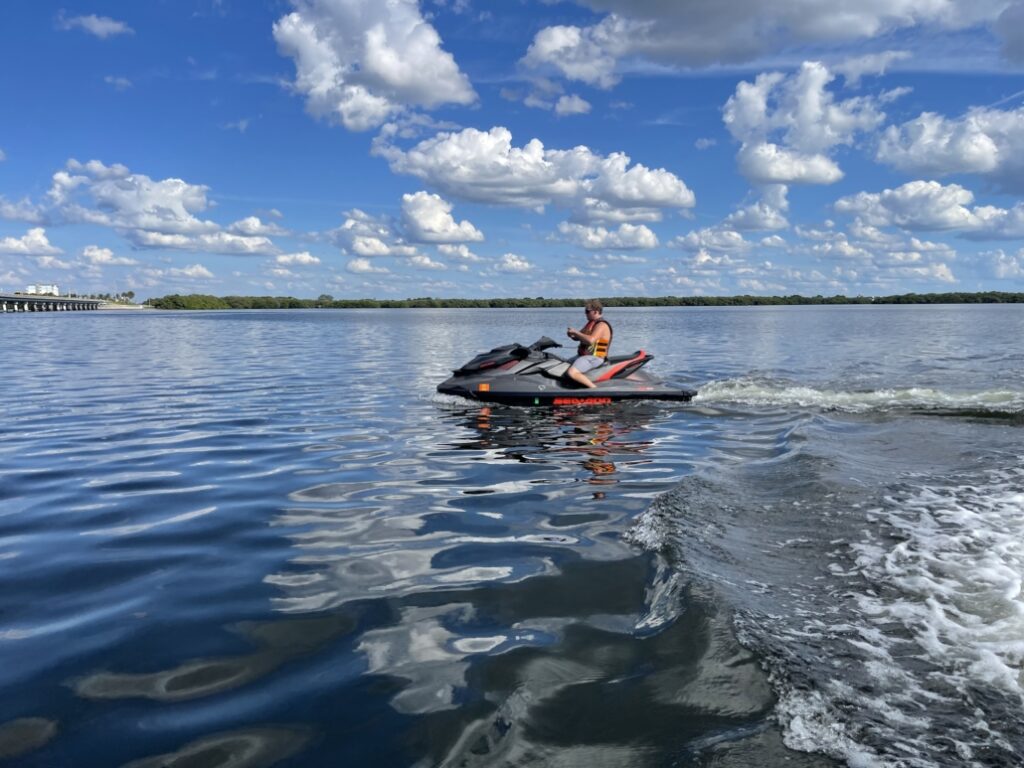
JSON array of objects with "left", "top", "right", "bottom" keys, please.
[{"left": 0, "top": 294, "right": 106, "bottom": 313}]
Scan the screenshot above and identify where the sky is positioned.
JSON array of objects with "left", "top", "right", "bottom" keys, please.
[{"left": 2, "top": 1, "right": 1024, "bottom": 300}]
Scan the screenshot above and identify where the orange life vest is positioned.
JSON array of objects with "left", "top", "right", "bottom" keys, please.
[{"left": 577, "top": 318, "right": 613, "bottom": 358}]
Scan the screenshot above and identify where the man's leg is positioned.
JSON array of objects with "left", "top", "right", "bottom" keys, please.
[{"left": 567, "top": 365, "right": 597, "bottom": 388}]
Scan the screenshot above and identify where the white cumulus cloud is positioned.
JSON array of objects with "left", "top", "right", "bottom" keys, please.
[
  {"left": 904, "top": 262, "right": 956, "bottom": 283},
  {"left": 196, "top": 232, "right": 277, "bottom": 254},
  {"left": 984, "top": 248, "right": 1024, "bottom": 277},
  {"left": 597, "top": 253, "right": 647, "bottom": 264},
  {"left": 811, "top": 237, "right": 874, "bottom": 260},
  {"left": 82, "top": 245, "right": 138, "bottom": 265},
  {"left": 48, "top": 160, "right": 263, "bottom": 253},
  {"left": 690, "top": 248, "right": 737, "bottom": 268},
  {"left": 401, "top": 191, "right": 483, "bottom": 243},
  {"left": 409, "top": 253, "right": 447, "bottom": 269},
  {"left": 276, "top": 251, "right": 321, "bottom": 266},
  {"left": 574, "top": 198, "right": 662, "bottom": 224},
  {"left": 376, "top": 126, "right": 695, "bottom": 221},
  {"left": 723, "top": 184, "right": 790, "bottom": 230},
  {"left": 834, "top": 180, "right": 1024, "bottom": 237},
  {"left": 557, "top": 221, "right": 658, "bottom": 250},
  {"left": 521, "top": 23, "right": 620, "bottom": 88},
  {"left": 56, "top": 11, "right": 134, "bottom": 38},
  {"left": 229, "top": 216, "right": 288, "bottom": 236},
  {"left": 724, "top": 61, "right": 885, "bottom": 185},
  {"left": 673, "top": 227, "right": 751, "bottom": 252},
  {"left": 273, "top": 0, "right": 476, "bottom": 131},
  {"left": 737, "top": 142, "right": 844, "bottom": 185},
  {"left": 35, "top": 255, "right": 73, "bottom": 270},
  {"left": 0, "top": 227, "right": 63, "bottom": 255},
  {"left": 171, "top": 264, "right": 214, "bottom": 279},
  {"left": 496, "top": 253, "right": 532, "bottom": 272},
  {"left": 0, "top": 197, "right": 46, "bottom": 224},
  {"left": 438, "top": 244, "right": 483, "bottom": 262},
  {"left": 876, "top": 106, "right": 1024, "bottom": 192},
  {"left": 347, "top": 257, "right": 390, "bottom": 274},
  {"left": 332, "top": 208, "right": 420, "bottom": 257},
  {"left": 127, "top": 230, "right": 277, "bottom": 255},
  {"left": 555, "top": 94, "right": 592, "bottom": 116},
  {"left": 352, "top": 236, "right": 401, "bottom": 256}
]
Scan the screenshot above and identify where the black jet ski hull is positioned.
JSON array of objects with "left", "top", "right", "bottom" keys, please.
[
  {"left": 437, "top": 337, "right": 697, "bottom": 406},
  {"left": 437, "top": 378, "right": 697, "bottom": 406}
]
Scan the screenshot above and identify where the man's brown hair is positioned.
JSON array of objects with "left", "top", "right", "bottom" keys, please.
[{"left": 584, "top": 299, "right": 603, "bottom": 313}]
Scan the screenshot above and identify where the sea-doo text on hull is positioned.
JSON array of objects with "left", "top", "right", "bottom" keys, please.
[{"left": 437, "top": 337, "right": 697, "bottom": 406}]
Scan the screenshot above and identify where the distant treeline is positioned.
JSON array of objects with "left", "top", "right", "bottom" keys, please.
[{"left": 144, "top": 292, "right": 1024, "bottom": 310}]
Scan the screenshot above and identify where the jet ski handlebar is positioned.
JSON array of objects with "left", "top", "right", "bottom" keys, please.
[{"left": 528, "top": 336, "right": 562, "bottom": 351}]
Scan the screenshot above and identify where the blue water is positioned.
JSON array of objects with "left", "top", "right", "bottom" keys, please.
[{"left": 1, "top": 305, "right": 1023, "bottom": 767}]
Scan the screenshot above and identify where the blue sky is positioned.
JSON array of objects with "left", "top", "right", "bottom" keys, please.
[{"left": 2, "top": 0, "right": 1024, "bottom": 300}]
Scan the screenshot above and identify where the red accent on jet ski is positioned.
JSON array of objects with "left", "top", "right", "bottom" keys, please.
[{"left": 593, "top": 350, "right": 649, "bottom": 382}]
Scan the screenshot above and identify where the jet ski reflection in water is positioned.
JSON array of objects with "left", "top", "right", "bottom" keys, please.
[{"left": 437, "top": 336, "right": 697, "bottom": 406}]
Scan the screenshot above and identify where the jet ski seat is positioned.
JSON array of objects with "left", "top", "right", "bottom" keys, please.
[
  {"left": 603, "top": 352, "right": 642, "bottom": 365},
  {"left": 541, "top": 350, "right": 647, "bottom": 381}
]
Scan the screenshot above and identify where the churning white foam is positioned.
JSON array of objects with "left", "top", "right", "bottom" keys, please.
[
  {"left": 783, "top": 465, "right": 1024, "bottom": 766},
  {"left": 622, "top": 506, "right": 671, "bottom": 552},
  {"left": 695, "top": 378, "right": 1024, "bottom": 414},
  {"left": 853, "top": 467, "right": 1024, "bottom": 703},
  {"left": 627, "top": 461, "right": 1024, "bottom": 766}
]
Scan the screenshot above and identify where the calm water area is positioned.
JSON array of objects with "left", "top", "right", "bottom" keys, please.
[{"left": 1, "top": 305, "right": 1023, "bottom": 767}]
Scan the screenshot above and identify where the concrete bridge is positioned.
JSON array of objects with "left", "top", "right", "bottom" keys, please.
[{"left": 1, "top": 293, "right": 106, "bottom": 312}]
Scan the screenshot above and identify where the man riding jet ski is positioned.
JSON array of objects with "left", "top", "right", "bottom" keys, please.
[
  {"left": 564, "top": 298, "right": 614, "bottom": 389},
  {"left": 436, "top": 336, "right": 697, "bottom": 406}
]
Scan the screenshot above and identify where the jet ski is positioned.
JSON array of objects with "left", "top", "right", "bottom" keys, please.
[{"left": 437, "top": 336, "right": 697, "bottom": 406}]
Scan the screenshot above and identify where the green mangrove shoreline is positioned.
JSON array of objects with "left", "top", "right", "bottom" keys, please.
[{"left": 145, "top": 292, "right": 1024, "bottom": 310}]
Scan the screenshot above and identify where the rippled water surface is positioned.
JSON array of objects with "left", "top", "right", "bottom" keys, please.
[{"left": 1, "top": 306, "right": 1023, "bottom": 767}]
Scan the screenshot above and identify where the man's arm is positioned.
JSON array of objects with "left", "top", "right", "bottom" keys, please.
[{"left": 571, "top": 321, "right": 608, "bottom": 344}]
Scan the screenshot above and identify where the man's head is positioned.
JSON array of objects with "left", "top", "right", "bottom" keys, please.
[{"left": 584, "top": 299, "right": 603, "bottom": 317}]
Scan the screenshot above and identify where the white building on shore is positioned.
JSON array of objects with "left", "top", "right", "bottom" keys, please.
[{"left": 26, "top": 284, "right": 60, "bottom": 296}]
